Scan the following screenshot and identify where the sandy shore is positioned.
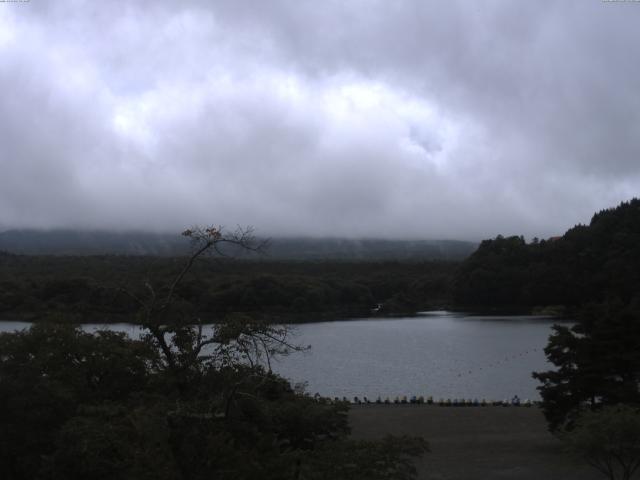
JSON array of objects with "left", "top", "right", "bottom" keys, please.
[{"left": 349, "top": 405, "right": 601, "bottom": 480}]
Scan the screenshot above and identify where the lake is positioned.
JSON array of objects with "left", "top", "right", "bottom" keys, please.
[{"left": 0, "top": 312, "right": 564, "bottom": 401}]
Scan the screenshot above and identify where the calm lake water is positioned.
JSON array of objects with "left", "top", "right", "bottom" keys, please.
[{"left": 0, "top": 312, "right": 564, "bottom": 401}]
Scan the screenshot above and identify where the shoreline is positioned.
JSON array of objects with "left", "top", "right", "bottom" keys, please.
[{"left": 0, "top": 307, "right": 570, "bottom": 325}]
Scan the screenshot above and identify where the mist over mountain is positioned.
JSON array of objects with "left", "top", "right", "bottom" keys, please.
[
  {"left": 0, "top": 230, "right": 477, "bottom": 260},
  {"left": 0, "top": 230, "right": 186, "bottom": 256}
]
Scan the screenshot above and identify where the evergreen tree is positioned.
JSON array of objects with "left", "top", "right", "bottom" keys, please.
[{"left": 533, "top": 302, "right": 640, "bottom": 431}]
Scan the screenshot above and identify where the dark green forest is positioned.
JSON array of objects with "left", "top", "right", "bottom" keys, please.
[
  {"left": 0, "top": 255, "right": 456, "bottom": 322},
  {"left": 453, "top": 198, "right": 640, "bottom": 312}
]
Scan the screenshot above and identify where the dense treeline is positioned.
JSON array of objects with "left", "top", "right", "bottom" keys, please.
[
  {"left": 0, "top": 255, "right": 456, "bottom": 322},
  {"left": 453, "top": 199, "right": 640, "bottom": 311}
]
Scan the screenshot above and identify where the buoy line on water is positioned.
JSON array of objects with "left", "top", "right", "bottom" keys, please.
[
  {"left": 309, "top": 394, "right": 538, "bottom": 408},
  {"left": 454, "top": 348, "right": 542, "bottom": 378}
]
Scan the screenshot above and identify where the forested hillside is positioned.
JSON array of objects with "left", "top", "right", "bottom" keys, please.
[
  {"left": 453, "top": 199, "right": 640, "bottom": 310},
  {"left": 0, "top": 255, "right": 455, "bottom": 322}
]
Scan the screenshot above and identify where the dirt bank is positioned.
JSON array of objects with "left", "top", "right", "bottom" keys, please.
[{"left": 349, "top": 405, "right": 601, "bottom": 480}]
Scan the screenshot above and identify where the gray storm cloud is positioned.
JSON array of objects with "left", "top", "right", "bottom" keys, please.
[{"left": 0, "top": 0, "right": 639, "bottom": 240}]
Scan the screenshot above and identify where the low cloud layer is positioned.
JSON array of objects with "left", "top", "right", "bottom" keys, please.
[{"left": 1, "top": 1, "right": 639, "bottom": 240}]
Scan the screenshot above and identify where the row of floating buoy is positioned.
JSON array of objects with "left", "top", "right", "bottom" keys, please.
[
  {"left": 312, "top": 394, "right": 537, "bottom": 407},
  {"left": 455, "top": 348, "right": 541, "bottom": 378}
]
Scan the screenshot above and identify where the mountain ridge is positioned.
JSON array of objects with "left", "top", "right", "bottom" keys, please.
[{"left": 0, "top": 229, "right": 477, "bottom": 260}]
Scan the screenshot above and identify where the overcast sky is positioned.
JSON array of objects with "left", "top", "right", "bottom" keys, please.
[{"left": 1, "top": 1, "right": 639, "bottom": 240}]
